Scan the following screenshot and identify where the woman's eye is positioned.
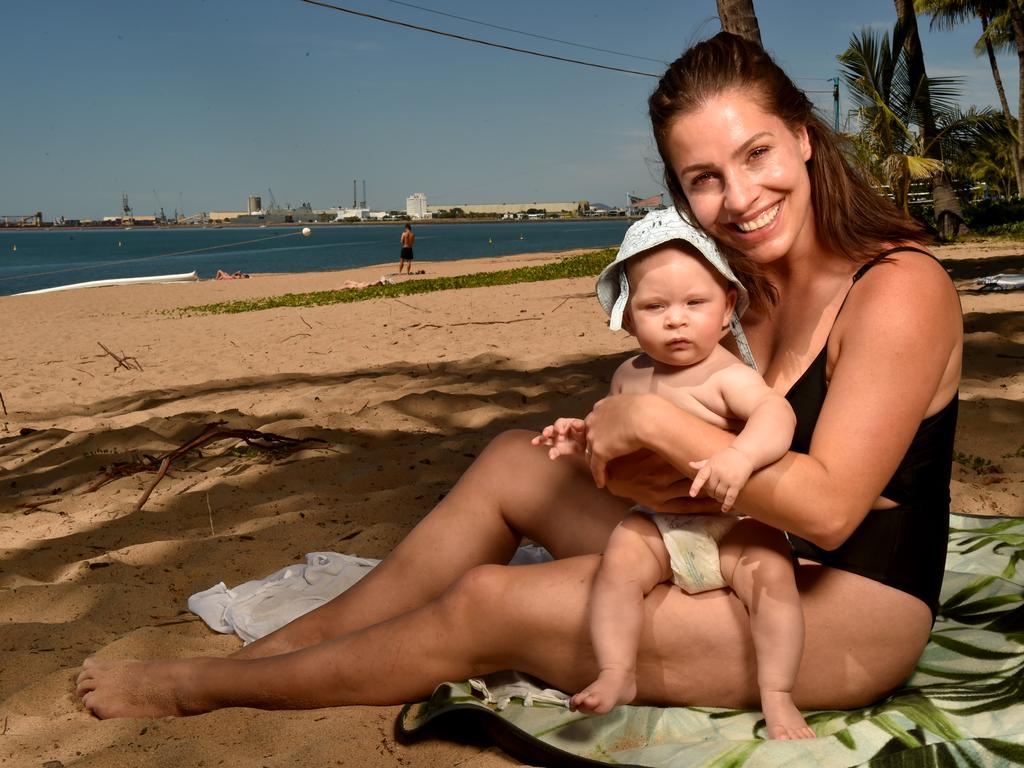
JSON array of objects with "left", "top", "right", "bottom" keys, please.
[{"left": 749, "top": 146, "right": 769, "bottom": 161}]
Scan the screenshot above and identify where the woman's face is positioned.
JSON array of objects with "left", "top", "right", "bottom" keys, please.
[{"left": 664, "top": 90, "right": 814, "bottom": 267}]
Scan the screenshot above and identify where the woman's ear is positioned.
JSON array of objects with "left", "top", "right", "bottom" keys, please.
[{"left": 796, "top": 124, "right": 812, "bottom": 161}]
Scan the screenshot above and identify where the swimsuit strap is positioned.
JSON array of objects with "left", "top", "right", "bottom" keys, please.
[{"left": 852, "top": 246, "right": 935, "bottom": 283}]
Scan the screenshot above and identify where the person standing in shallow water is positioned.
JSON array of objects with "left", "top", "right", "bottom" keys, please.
[
  {"left": 76, "top": 33, "right": 961, "bottom": 740},
  {"left": 398, "top": 223, "right": 415, "bottom": 274}
]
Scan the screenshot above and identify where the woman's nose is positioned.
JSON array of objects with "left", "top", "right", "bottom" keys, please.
[{"left": 723, "top": 170, "right": 757, "bottom": 214}]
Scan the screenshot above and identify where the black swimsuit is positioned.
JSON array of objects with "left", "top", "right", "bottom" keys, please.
[{"left": 784, "top": 247, "right": 958, "bottom": 617}]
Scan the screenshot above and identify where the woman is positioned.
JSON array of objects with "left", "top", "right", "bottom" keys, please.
[{"left": 77, "top": 33, "right": 961, "bottom": 720}]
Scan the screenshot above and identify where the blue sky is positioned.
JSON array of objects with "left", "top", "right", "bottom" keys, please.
[{"left": 2, "top": 0, "right": 1017, "bottom": 219}]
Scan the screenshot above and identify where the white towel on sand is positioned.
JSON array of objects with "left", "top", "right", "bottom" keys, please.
[{"left": 189, "top": 545, "right": 553, "bottom": 644}]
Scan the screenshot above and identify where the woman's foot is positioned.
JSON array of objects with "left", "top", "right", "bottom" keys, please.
[
  {"left": 761, "top": 689, "right": 815, "bottom": 740},
  {"left": 76, "top": 656, "right": 208, "bottom": 719},
  {"left": 569, "top": 668, "right": 637, "bottom": 715}
]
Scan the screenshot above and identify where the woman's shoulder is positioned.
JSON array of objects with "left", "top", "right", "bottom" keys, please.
[
  {"left": 853, "top": 242, "right": 953, "bottom": 303},
  {"left": 836, "top": 242, "right": 961, "bottom": 351}
]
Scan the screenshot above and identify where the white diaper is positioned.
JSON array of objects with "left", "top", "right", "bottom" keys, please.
[{"left": 645, "top": 509, "right": 738, "bottom": 594}]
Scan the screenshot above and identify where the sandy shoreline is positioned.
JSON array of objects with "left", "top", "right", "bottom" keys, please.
[{"left": 1, "top": 243, "right": 1021, "bottom": 767}]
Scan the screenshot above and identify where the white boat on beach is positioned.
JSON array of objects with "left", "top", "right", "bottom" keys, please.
[{"left": 15, "top": 271, "right": 200, "bottom": 296}]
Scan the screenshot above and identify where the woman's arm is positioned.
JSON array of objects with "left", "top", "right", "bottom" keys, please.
[{"left": 589, "top": 252, "right": 961, "bottom": 547}]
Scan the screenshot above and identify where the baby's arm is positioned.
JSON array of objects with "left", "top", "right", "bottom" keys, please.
[
  {"left": 531, "top": 417, "right": 588, "bottom": 459},
  {"left": 690, "top": 366, "right": 796, "bottom": 511}
]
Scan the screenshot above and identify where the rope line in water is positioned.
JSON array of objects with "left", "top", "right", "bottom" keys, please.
[{"left": 1, "top": 231, "right": 302, "bottom": 283}]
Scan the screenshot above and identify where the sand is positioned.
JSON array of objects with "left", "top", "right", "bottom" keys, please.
[{"left": 1, "top": 242, "right": 1021, "bottom": 767}]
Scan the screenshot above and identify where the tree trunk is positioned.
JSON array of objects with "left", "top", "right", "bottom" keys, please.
[
  {"left": 894, "top": 0, "right": 965, "bottom": 238},
  {"left": 980, "top": 14, "right": 1021, "bottom": 196},
  {"left": 1006, "top": 1, "right": 1024, "bottom": 199},
  {"left": 716, "top": 0, "right": 763, "bottom": 46}
]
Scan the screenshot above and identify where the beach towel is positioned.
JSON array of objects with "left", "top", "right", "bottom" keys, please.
[{"left": 190, "top": 513, "right": 1024, "bottom": 767}]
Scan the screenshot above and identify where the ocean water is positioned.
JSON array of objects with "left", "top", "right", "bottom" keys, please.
[{"left": 0, "top": 220, "right": 631, "bottom": 297}]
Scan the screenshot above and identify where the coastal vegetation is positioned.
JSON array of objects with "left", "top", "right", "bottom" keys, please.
[{"left": 178, "top": 247, "right": 616, "bottom": 315}]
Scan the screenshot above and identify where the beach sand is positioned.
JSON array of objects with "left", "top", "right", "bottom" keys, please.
[{"left": 1, "top": 243, "right": 1021, "bottom": 767}]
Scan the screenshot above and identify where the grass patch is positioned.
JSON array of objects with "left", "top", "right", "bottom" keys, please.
[
  {"left": 175, "top": 248, "right": 617, "bottom": 316},
  {"left": 954, "top": 450, "right": 1004, "bottom": 475}
]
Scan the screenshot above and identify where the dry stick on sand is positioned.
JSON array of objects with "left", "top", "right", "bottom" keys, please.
[
  {"left": 97, "top": 341, "right": 143, "bottom": 372},
  {"left": 0, "top": 390, "right": 6, "bottom": 415},
  {"left": 84, "top": 422, "right": 328, "bottom": 512}
]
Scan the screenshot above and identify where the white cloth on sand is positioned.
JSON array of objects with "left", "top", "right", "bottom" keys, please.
[{"left": 188, "top": 544, "right": 553, "bottom": 644}]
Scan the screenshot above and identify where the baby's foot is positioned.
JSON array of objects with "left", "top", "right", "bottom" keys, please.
[
  {"left": 76, "top": 656, "right": 204, "bottom": 719},
  {"left": 569, "top": 669, "right": 637, "bottom": 715},
  {"left": 761, "top": 689, "right": 815, "bottom": 740}
]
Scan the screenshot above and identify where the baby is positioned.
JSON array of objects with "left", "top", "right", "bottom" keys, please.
[{"left": 533, "top": 208, "right": 814, "bottom": 740}]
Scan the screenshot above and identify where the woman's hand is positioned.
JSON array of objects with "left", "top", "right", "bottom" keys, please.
[
  {"left": 602, "top": 449, "right": 708, "bottom": 512},
  {"left": 582, "top": 394, "right": 656, "bottom": 486}
]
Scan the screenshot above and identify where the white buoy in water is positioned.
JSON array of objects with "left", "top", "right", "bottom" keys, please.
[{"left": 301, "top": 227, "right": 312, "bottom": 236}]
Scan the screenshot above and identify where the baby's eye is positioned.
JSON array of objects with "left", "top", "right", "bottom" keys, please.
[{"left": 687, "top": 299, "right": 707, "bottom": 306}]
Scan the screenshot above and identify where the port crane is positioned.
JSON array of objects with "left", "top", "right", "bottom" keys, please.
[{"left": 121, "top": 192, "right": 134, "bottom": 224}]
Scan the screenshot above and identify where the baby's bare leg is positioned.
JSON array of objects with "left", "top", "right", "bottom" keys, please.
[
  {"left": 719, "top": 519, "right": 815, "bottom": 740},
  {"left": 571, "top": 513, "right": 672, "bottom": 715}
]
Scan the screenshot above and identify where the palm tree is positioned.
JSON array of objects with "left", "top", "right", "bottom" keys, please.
[
  {"left": 716, "top": 0, "right": 762, "bottom": 45},
  {"left": 840, "top": 23, "right": 1003, "bottom": 219},
  {"left": 961, "top": 129, "right": 1019, "bottom": 196},
  {"left": 915, "top": 0, "right": 1021, "bottom": 192},
  {"left": 893, "top": 0, "right": 969, "bottom": 236}
]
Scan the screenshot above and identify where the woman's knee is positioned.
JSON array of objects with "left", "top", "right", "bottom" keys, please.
[{"left": 441, "top": 564, "right": 513, "bottom": 624}]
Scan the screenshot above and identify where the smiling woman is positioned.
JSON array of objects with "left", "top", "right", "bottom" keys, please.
[{"left": 76, "top": 32, "right": 962, "bottom": 740}]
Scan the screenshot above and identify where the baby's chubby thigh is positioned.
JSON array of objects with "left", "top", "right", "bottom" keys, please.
[
  {"left": 717, "top": 517, "right": 795, "bottom": 588},
  {"left": 599, "top": 511, "right": 674, "bottom": 593}
]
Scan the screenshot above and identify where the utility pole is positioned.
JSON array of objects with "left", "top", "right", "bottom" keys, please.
[{"left": 829, "top": 77, "right": 840, "bottom": 132}]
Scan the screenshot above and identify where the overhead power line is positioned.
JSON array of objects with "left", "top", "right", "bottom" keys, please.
[
  {"left": 381, "top": 0, "right": 668, "bottom": 65},
  {"left": 298, "top": 0, "right": 659, "bottom": 77}
]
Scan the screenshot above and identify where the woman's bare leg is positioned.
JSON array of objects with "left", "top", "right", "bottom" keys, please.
[
  {"left": 79, "top": 557, "right": 604, "bottom": 718},
  {"left": 233, "top": 430, "right": 633, "bottom": 659},
  {"left": 571, "top": 514, "right": 671, "bottom": 714},
  {"left": 718, "top": 519, "right": 814, "bottom": 740},
  {"left": 77, "top": 550, "right": 931, "bottom": 720}
]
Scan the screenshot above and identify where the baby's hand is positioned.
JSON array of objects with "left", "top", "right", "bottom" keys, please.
[
  {"left": 531, "top": 418, "right": 587, "bottom": 460},
  {"left": 688, "top": 446, "right": 754, "bottom": 512}
]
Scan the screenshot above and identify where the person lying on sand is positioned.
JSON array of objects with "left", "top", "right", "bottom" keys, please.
[{"left": 215, "top": 270, "right": 249, "bottom": 280}]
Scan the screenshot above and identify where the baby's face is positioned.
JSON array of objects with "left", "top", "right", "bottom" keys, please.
[{"left": 625, "top": 244, "right": 735, "bottom": 368}]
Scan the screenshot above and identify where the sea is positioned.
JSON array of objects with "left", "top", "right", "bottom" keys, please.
[{"left": 0, "top": 219, "right": 632, "bottom": 297}]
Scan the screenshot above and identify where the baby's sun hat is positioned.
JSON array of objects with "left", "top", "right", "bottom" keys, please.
[{"left": 595, "top": 207, "right": 755, "bottom": 368}]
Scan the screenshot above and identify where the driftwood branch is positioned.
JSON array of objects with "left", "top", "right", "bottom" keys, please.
[
  {"left": 85, "top": 422, "right": 328, "bottom": 512},
  {"left": 0, "top": 390, "right": 6, "bottom": 415},
  {"left": 15, "top": 498, "right": 61, "bottom": 511},
  {"left": 448, "top": 316, "right": 542, "bottom": 327},
  {"left": 97, "top": 342, "right": 143, "bottom": 371}
]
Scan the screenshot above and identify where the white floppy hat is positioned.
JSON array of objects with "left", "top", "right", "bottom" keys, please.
[{"left": 595, "top": 207, "right": 755, "bottom": 368}]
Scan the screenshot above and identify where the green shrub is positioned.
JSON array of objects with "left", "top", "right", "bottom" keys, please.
[
  {"left": 178, "top": 248, "right": 617, "bottom": 315},
  {"left": 962, "top": 198, "right": 1024, "bottom": 231}
]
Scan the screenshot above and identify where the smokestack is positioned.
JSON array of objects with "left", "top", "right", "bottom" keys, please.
[{"left": 361, "top": 180, "right": 366, "bottom": 209}]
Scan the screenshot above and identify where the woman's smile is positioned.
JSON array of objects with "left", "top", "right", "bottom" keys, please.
[{"left": 734, "top": 201, "right": 781, "bottom": 233}]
